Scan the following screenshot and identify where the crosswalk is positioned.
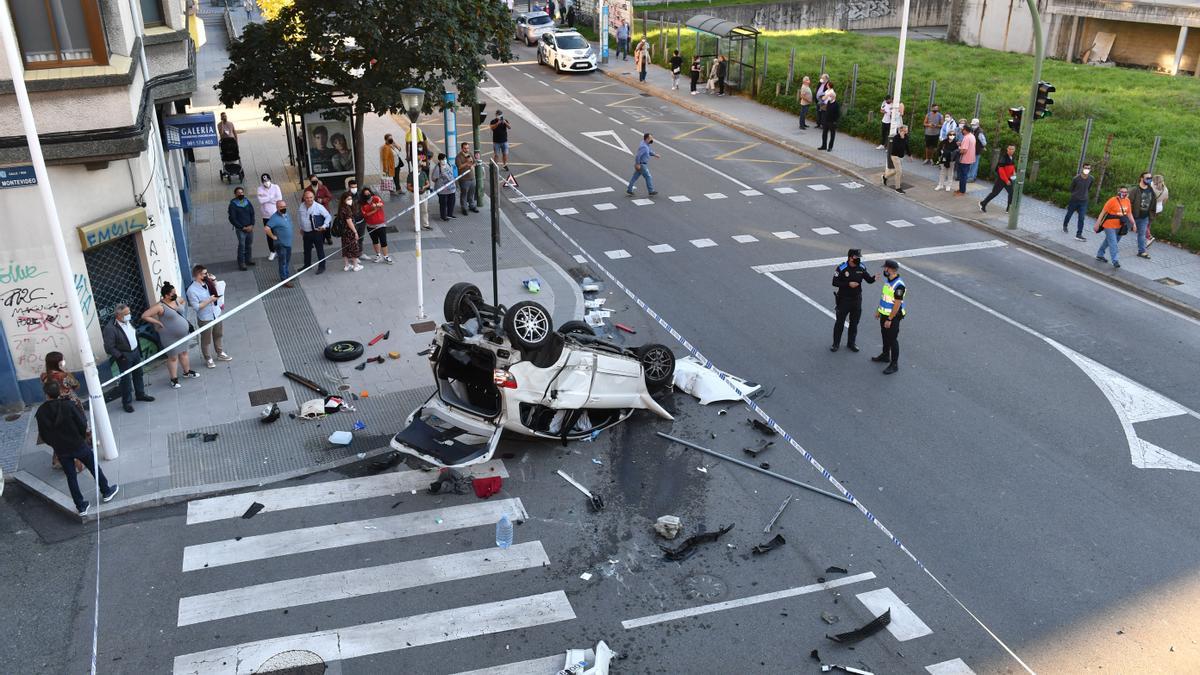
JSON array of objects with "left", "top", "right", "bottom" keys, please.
[{"left": 170, "top": 460, "right": 578, "bottom": 675}]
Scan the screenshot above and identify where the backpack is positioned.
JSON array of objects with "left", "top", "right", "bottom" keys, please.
[{"left": 331, "top": 216, "right": 345, "bottom": 237}]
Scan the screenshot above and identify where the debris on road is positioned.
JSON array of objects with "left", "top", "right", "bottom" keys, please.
[
  {"left": 743, "top": 440, "right": 774, "bottom": 458},
  {"left": 821, "top": 611, "right": 840, "bottom": 625},
  {"left": 368, "top": 330, "right": 390, "bottom": 346},
  {"left": 762, "top": 496, "right": 792, "bottom": 533},
  {"left": 580, "top": 572, "right": 593, "bottom": 581},
  {"left": 654, "top": 515, "right": 683, "bottom": 540},
  {"left": 826, "top": 609, "right": 891, "bottom": 644},
  {"left": 659, "top": 524, "right": 734, "bottom": 561},
  {"left": 751, "top": 534, "right": 786, "bottom": 555},
  {"left": 614, "top": 323, "right": 636, "bottom": 334},
  {"left": 556, "top": 470, "right": 605, "bottom": 511},
  {"left": 472, "top": 476, "right": 503, "bottom": 499},
  {"left": 523, "top": 277, "right": 541, "bottom": 293},
  {"left": 749, "top": 418, "right": 777, "bottom": 435},
  {"left": 202, "top": 432, "right": 219, "bottom": 442},
  {"left": 354, "top": 362, "right": 367, "bottom": 371},
  {"left": 241, "top": 502, "right": 265, "bottom": 519},
  {"left": 352, "top": 420, "right": 366, "bottom": 431},
  {"left": 672, "top": 356, "right": 762, "bottom": 404},
  {"left": 820, "top": 664, "right": 874, "bottom": 675},
  {"left": 428, "top": 468, "right": 466, "bottom": 495},
  {"left": 825, "top": 565, "right": 849, "bottom": 574},
  {"left": 696, "top": 466, "right": 708, "bottom": 474},
  {"left": 328, "top": 430, "right": 352, "bottom": 446},
  {"left": 284, "top": 370, "right": 331, "bottom": 397},
  {"left": 260, "top": 403, "right": 280, "bottom": 424},
  {"left": 388, "top": 351, "right": 400, "bottom": 359}
]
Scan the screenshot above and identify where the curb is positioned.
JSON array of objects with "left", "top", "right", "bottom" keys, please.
[{"left": 599, "top": 66, "right": 1200, "bottom": 322}]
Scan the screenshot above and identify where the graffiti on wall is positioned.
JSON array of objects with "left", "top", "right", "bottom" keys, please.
[
  {"left": 839, "top": 0, "right": 892, "bottom": 21},
  {"left": 0, "top": 259, "right": 75, "bottom": 379},
  {"left": 74, "top": 273, "right": 96, "bottom": 329}
]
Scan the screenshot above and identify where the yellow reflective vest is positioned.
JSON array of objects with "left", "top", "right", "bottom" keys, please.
[{"left": 878, "top": 276, "right": 906, "bottom": 317}]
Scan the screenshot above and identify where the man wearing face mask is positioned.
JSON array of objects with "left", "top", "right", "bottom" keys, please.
[
  {"left": 1062, "top": 163, "right": 1094, "bottom": 241},
  {"left": 102, "top": 304, "right": 155, "bottom": 413},
  {"left": 871, "top": 260, "right": 906, "bottom": 375},
  {"left": 265, "top": 199, "right": 296, "bottom": 286},
  {"left": 1129, "top": 171, "right": 1158, "bottom": 259},
  {"left": 228, "top": 186, "right": 256, "bottom": 271},
  {"left": 830, "top": 249, "right": 875, "bottom": 353},
  {"left": 298, "top": 188, "right": 332, "bottom": 274}
]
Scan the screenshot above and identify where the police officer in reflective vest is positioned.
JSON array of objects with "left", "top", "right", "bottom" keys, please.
[
  {"left": 830, "top": 248, "right": 875, "bottom": 352},
  {"left": 871, "top": 259, "right": 906, "bottom": 374}
]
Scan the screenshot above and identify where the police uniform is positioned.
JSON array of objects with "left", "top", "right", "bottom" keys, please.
[
  {"left": 871, "top": 259, "right": 906, "bottom": 374},
  {"left": 830, "top": 248, "right": 876, "bottom": 352}
]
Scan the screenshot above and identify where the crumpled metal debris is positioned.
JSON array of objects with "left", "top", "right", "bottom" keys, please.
[
  {"left": 653, "top": 515, "right": 682, "bottom": 540},
  {"left": 659, "top": 524, "right": 734, "bottom": 561},
  {"left": 821, "top": 611, "right": 840, "bottom": 625},
  {"left": 748, "top": 418, "right": 777, "bottom": 435},
  {"left": 826, "top": 609, "right": 891, "bottom": 644},
  {"left": 751, "top": 534, "right": 786, "bottom": 555},
  {"left": 743, "top": 440, "right": 774, "bottom": 458},
  {"left": 826, "top": 565, "right": 849, "bottom": 574},
  {"left": 821, "top": 665, "right": 874, "bottom": 675},
  {"left": 428, "top": 468, "right": 467, "bottom": 495}
]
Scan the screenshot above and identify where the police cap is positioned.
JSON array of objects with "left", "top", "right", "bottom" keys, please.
[{"left": 882, "top": 259, "right": 900, "bottom": 271}]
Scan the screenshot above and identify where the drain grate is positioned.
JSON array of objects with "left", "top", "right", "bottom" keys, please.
[
  {"left": 248, "top": 386, "right": 288, "bottom": 407},
  {"left": 255, "top": 649, "right": 325, "bottom": 674},
  {"left": 1156, "top": 277, "right": 1183, "bottom": 286}
]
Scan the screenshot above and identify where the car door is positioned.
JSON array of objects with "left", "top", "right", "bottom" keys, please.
[
  {"left": 541, "top": 33, "right": 555, "bottom": 63},
  {"left": 390, "top": 394, "right": 505, "bottom": 468}
]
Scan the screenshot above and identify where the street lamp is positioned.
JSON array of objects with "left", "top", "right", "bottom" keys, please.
[{"left": 401, "top": 87, "right": 426, "bottom": 319}]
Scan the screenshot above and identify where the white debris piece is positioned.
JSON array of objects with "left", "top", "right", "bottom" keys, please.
[
  {"left": 654, "top": 515, "right": 683, "bottom": 539},
  {"left": 672, "top": 356, "right": 761, "bottom": 404}
]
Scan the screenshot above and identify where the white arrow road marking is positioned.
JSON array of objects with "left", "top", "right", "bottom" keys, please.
[{"left": 582, "top": 130, "right": 633, "bottom": 154}]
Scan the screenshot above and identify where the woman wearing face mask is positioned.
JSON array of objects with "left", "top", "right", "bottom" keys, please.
[
  {"left": 431, "top": 153, "right": 457, "bottom": 221},
  {"left": 337, "top": 193, "right": 364, "bottom": 271},
  {"left": 360, "top": 187, "right": 391, "bottom": 263},
  {"left": 41, "top": 351, "right": 85, "bottom": 470},
  {"left": 141, "top": 283, "right": 199, "bottom": 388},
  {"left": 257, "top": 173, "right": 283, "bottom": 261},
  {"left": 934, "top": 132, "right": 959, "bottom": 191}
]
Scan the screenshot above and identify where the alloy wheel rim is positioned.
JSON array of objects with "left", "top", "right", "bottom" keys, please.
[{"left": 513, "top": 307, "right": 549, "bottom": 343}]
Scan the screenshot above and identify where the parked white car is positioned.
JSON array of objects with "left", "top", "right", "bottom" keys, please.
[
  {"left": 537, "top": 30, "right": 597, "bottom": 73},
  {"left": 515, "top": 11, "right": 556, "bottom": 47},
  {"left": 390, "top": 283, "right": 676, "bottom": 468}
]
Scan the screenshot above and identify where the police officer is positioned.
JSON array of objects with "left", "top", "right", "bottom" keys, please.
[
  {"left": 872, "top": 259, "right": 906, "bottom": 374},
  {"left": 830, "top": 248, "right": 875, "bottom": 352}
]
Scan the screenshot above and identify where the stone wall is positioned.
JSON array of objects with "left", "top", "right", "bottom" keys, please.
[{"left": 643, "top": 0, "right": 949, "bottom": 33}]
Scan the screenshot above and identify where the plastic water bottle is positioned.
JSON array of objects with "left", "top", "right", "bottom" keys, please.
[{"left": 496, "top": 514, "right": 514, "bottom": 549}]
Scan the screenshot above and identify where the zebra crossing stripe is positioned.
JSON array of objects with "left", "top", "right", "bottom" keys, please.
[
  {"left": 172, "top": 591, "right": 575, "bottom": 675},
  {"left": 648, "top": 244, "right": 675, "bottom": 253},
  {"left": 176, "top": 541, "right": 550, "bottom": 626},
  {"left": 668, "top": 195, "right": 691, "bottom": 202},
  {"left": 732, "top": 234, "right": 758, "bottom": 243},
  {"left": 573, "top": 254, "right": 588, "bottom": 264},
  {"left": 773, "top": 231, "right": 798, "bottom": 239},
  {"left": 740, "top": 189, "right": 763, "bottom": 196},
  {"left": 690, "top": 238, "right": 717, "bottom": 248},
  {"left": 704, "top": 192, "right": 727, "bottom": 200},
  {"left": 812, "top": 227, "right": 839, "bottom": 236},
  {"left": 926, "top": 658, "right": 976, "bottom": 674},
  {"left": 924, "top": 216, "right": 951, "bottom": 224},
  {"left": 774, "top": 187, "right": 797, "bottom": 194},
  {"left": 604, "top": 249, "right": 631, "bottom": 259},
  {"left": 452, "top": 654, "right": 575, "bottom": 675},
  {"left": 181, "top": 498, "right": 528, "bottom": 572},
  {"left": 808, "top": 184, "right": 831, "bottom": 191},
  {"left": 888, "top": 219, "right": 916, "bottom": 228},
  {"left": 555, "top": 207, "right": 579, "bottom": 216},
  {"left": 185, "top": 461, "right": 509, "bottom": 525},
  {"left": 856, "top": 587, "right": 933, "bottom": 641},
  {"left": 593, "top": 203, "right": 617, "bottom": 211},
  {"left": 850, "top": 223, "right": 877, "bottom": 231},
  {"left": 631, "top": 198, "right": 654, "bottom": 206}
]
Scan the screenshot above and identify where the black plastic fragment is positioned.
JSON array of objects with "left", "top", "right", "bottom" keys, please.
[
  {"left": 743, "top": 440, "right": 774, "bottom": 457},
  {"left": 810, "top": 649, "right": 821, "bottom": 662},
  {"left": 826, "top": 609, "right": 891, "bottom": 644},
  {"left": 826, "top": 565, "right": 849, "bottom": 574},
  {"left": 241, "top": 502, "right": 265, "bottom": 519},
  {"left": 202, "top": 433, "right": 219, "bottom": 442},
  {"left": 659, "top": 524, "right": 735, "bottom": 561},
  {"left": 749, "top": 418, "right": 777, "bottom": 435},
  {"left": 751, "top": 534, "right": 786, "bottom": 555}
]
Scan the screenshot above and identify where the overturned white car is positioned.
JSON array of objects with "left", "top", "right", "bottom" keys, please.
[{"left": 390, "top": 283, "right": 676, "bottom": 468}]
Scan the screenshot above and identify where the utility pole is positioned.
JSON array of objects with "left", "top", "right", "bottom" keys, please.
[
  {"left": 472, "top": 102, "right": 486, "bottom": 207},
  {"left": 886, "top": 0, "right": 913, "bottom": 168},
  {"left": 1007, "top": 1, "right": 1045, "bottom": 230}
]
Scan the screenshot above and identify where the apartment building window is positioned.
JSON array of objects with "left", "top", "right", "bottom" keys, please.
[
  {"left": 10, "top": 0, "right": 109, "bottom": 68},
  {"left": 140, "top": 0, "right": 164, "bottom": 26}
]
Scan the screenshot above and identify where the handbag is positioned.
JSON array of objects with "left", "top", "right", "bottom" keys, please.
[
  {"left": 331, "top": 218, "right": 346, "bottom": 237},
  {"left": 380, "top": 175, "right": 395, "bottom": 193}
]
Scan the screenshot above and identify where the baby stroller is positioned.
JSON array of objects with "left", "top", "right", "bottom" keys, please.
[{"left": 218, "top": 136, "right": 245, "bottom": 183}]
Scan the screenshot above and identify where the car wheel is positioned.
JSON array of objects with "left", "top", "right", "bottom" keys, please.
[
  {"left": 444, "top": 282, "right": 484, "bottom": 324},
  {"left": 324, "top": 340, "right": 364, "bottom": 362},
  {"left": 554, "top": 59, "right": 562, "bottom": 74},
  {"left": 637, "top": 343, "right": 676, "bottom": 389},
  {"left": 538, "top": 50, "right": 544, "bottom": 65},
  {"left": 504, "top": 301, "right": 553, "bottom": 350},
  {"left": 557, "top": 320, "right": 595, "bottom": 337}
]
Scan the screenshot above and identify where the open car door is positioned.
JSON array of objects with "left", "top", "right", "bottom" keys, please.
[{"left": 390, "top": 395, "right": 504, "bottom": 468}]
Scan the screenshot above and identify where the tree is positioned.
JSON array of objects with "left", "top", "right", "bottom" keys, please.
[
  {"left": 218, "top": 0, "right": 512, "bottom": 187},
  {"left": 254, "top": 0, "right": 293, "bottom": 21}
]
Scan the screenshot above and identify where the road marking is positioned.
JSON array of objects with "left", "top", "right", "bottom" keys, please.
[
  {"left": 605, "top": 249, "right": 632, "bottom": 259},
  {"left": 888, "top": 219, "right": 916, "bottom": 228},
  {"left": 573, "top": 254, "right": 588, "bottom": 264},
  {"left": 926, "top": 658, "right": 977, "bottom": 674},
  {"left": 732, "top": 234, "right": 759, "bottom": 243},
  {"left": 589, "top": 107, "right": 603, "bottom": 114},
  {"left": 582, "top": 130, "right": 632, "bottom": 154},
  {"left": 512, "top": 187, "right": 614, "bottom": 203},
  {"left": 608, "top": 116, "right": 623, "bottom": 125},
  {"left": 526, "top": 212, "right": 539, "bottom": 219},
  {"left": 631, "top": 198, "right": 654, "bottom": 206},
  {"left": 555, "top": 207, "right": 579, "bottom": 216},
  {"left": 813, "top": 227, "right": 839, "bottom": 236},
  {"left": 704, "top": 192, "right": 727, "bottom": 200},
  {"left": 173, "top": 592, "right": 575, "bottom": 675},
  {"left": 752, "top": 240, "right": 1007, "bottom": 273},
  {"left": 554, "top": 88, "right": 566, "bottom": 95},
  {"left": 452, "top": 654, "right": 577, "bottom": 675},
  {"left": 186, "top": 462, "right": 508, "bottom": 525},
  {"left": 808, "top": 184, "right": 831, "bottom": 191},
  {"left": 177, "top": 542, "right": 550, "bottom": 627},
  {"left": 523, "top": 72, "right": 535, "bottom": 78},
  {"left": 690, "top": 238, "right": 717, "bottom": 248},
  {"left": 774, "top": 186, "right": 797, "bottom": 194},
  {"left": 741, "top": 189, "right": 763, "bottom": 196},
  {"left": 850, "top": 223, "right": 878, "bottom": 231},
  {"left": 841, "top": 181, "right": 863, "bottom": 189},
  {"left": 571, "top": 97, "right": 584, "bottom": 104},
  {"left": 924, "top": 215, "right": 951, "bottom": 224},
  {"left": 763, "top": 272, "right": 835, "bottom": 319},
  {"left": 180, "top": 498, "right": 528, "bottom": 571},
  {"left": 856, "top": 587, "right": 933, "bottom": 641},
  {"left": 539, "top": 81, "right": 550, "bottom": 87},
  {"left": 649, "top": 244, "right": 676, "bottom": 254},
  {"left": 593, "top": 202, "right": 617, "bottom": 211},
  {"left": 773, "top": 231, "right": 799, "bottom": 239},
  {"left": 621, "top": 572, "right": 876, "bottom": 629},
  {"left": 668, "top": 195, "right": 691, "bottom": 202}
]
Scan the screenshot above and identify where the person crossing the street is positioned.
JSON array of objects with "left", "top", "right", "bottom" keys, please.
[
  {"left": 830, "top": 248, "right": 876, "bottom": 353},
  {"left": 871, "top": 259, "right": 906, "bottom": 375},
  {"left": 626, "top": 132, "right": 660, "bottom": 196}
]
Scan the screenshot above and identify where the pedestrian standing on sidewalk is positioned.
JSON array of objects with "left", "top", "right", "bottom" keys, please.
[
  {"left": 1062, "top": 163, "right": 1093, "bottom": 241},
  {"left": 432, "top": 153, "right": 457, "bottom": 221},
  {"left": 635, "top": 39, "right": 651, "bottom": 83},
  {"left": 830, "top": 248, "right": 875, "bottom": 353},
  {"left": 818, "top": 88, "right": 839, "bottom": 152},
  {"left": 257, "top": 173, "right": 283, "bottom": 261},
  {"left": 877, "top": 95, "right": 895, "bottom": 149},
  {"left": 617, "top": 21, "right": 630, "bottom": 60},
  {"left": 336, "top": 193, "right": 364, "bottom": 271},
  {"left": 141, "top": 283, "right": 199, "bottom": 388},
  {"left": 456, "top": 142, "right": 479, "bottom": 214},
  {"left": 670, "top": 50, "right": 683, "bottom": 90},
  {"left": 1095, "top": 186, "right": 1134, "bottom": 269},
  {"left": 407, "top": 157, "right": 433, "bottom": 231},
  {"left": 360, "top": 187, "right": 392, "bottom": 263},
  {"left": 265, "top": 200, "right": 295, "bottom": 285},
  {"left": 347, "top": 178, "right": 368, "bottom": 242},
  {"left": 954, "top": 124, "right": 975, "bottom": 196},
  {"left": 36, "top": 380, "right": 118, "bottom": 516},
  {"left": 882, "top": 125, "right": 909, "bottom": 193},
  {"left": 966, "top": 119, "right": 986, "bottom": 183},
  {"left": 706, "top": 57, "right": 720, "bottom": 95},
  {"left": 228, "top": 186, "right": 256, "bottom": 270},
  {"left": 871, "top": 259, "right": 906, "bottom": 375},
  {"left": 922, "top": 103, "right": 942, "bottom": 164},
  {"left": 689, "top": 55, "right": 702, "bottom": 95},
  {"left": 187, "top": 265, "right": 232, "bottom": 369},
  {"left": 102, "top": 305, "right": 154, "bottom": 413},
  {"left": 715, "top": 55, "right": 728, "bottom": 96},
  {"left": 626, "top": 132, "right": 660, "bottom": 196},
  {"left": 979, "top": 145, "right": 1016, "bottom": 213},
  {"left": 380, "top": 134, "right": 405, "bottom": 200},
  {"left": 297, "top": 188, "right": 331, "bottom": 274},
  {"left": 489, "top": 110, "right": 512, "bottom": 171},
  {"left": 1151, "top": 174, "right": 1167, "bottom": 247},
  {"left": 798, "top": 76, "right": 813, "bottom": 129},
  {"left": 938, "top": 112, "right": 958, "bottom": 143},
  {"left": 1130, "top": 171, "right": 1158, "bottom": 259},
  {"left": 934, "top": 131, "right": 959, "bottom": 191},
  {"left": 815, "top": 73, "right": 830, "bottom": 128},
  {"left": 242, "top": 0, "right": 253, "bottom": 19}
]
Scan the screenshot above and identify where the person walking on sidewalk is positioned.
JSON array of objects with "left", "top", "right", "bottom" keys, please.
[
  {"left": 360, "top": 187, "right": 392, "bottom": 263},
  {"left": 616, "top": 21, "right": 630, "bottom": 61},
  {"left": 669, "top": 50, "right": 683, "bottom": 90},
  {"left": 689, "top": 55, "right": 702, "bottom": 95},
  {"left": 380, "top": 134, "right": 405, "bottom": 200},
  {"left": 979, "top": 145, "right": 1016, "bottom": 213},
  {"left": 186, "top": 265, "right": 232, "bottom": 369},
  {"left": 1062, "top": 163, "right": 1094, "bottom": 241},
  {"left": 830, "top": 248, "right": 875, "bottom": 353},
  {"left": 456, "top": 142, "right": 480, "bottom": 214},
  {"left": 1095, "top": 186, "right": 1134, "bottom": 269},
  {"left": 298, "top": 188, "right": 331, "bottom": 274},
  {"left": 871, "top": 260, "right": 906, "bottom": 375},
  {"left": 257, "top": 173, "right": 283, "bottom": 261},
  {"left": 40, "top": 352, "right": 84, "bottom": 472},
  {"left": 635, "top": 39, "right": 651, "bottom": 83},
  {"left": 966, "top": 119, "right": 986, "bottom": 183},
  {"left": 934, "top": 131, "right": 959, "bottom": 191},
  {"left": 36, "top": 380, "right": 118, "bottom": 516},
  {"left": 877, "top": 95, "right": 895, "bottom": 149},
  {"left": 715, "top": 55, "right": 728, "bottom": 96},
  {"left": 922, "top": 103, "right": 942, "bottom": 164},
  {"left": 818, "top": 88, "right": 839, "bottom": 152},
  {"left": 954, "top": 124, "right": 976, "bottom": 196},
  {"left": 1130, "top": 171, "right": 1158, "bottom": 259},
  {"left": 265, "top": 200, "right": 295, "bottom": 286},
  {"left": 815, "top": 73, "right": 830, "bottom": 128},
  {"left": 882, "top": 126, "right": 909, "bottom": 193},
  {"left": 489, "top": 110, "right": 512, "bottom": 170},
  {"left": 626, "top": 133, "right": 660, "bottom": 196},
  {"left": 432, "top": 153, "right": 457, "bottom": 221},
  {"left": 228, "top": 186, "right": 256, "bottom": 270},
  {"left": 336, "top": 193, "right": 364, "bottom": 271},
  {"left": 141, "top": 283, "right": 199, "bottom": 388},
  {"left": 102, "top": 305, "right": 154, "bottom": 413},
  {"left": 798, "top": 76, "right": 813, "bottom": 129}
]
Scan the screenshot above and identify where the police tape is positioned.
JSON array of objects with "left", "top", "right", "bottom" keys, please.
[{"left": 499, "top": 161, "right": 1035, "bottom": 674}]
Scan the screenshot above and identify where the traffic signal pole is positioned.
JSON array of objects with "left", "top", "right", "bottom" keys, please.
[{"left": 1007, "top": 0, "right": 1045, "bottom": 230}]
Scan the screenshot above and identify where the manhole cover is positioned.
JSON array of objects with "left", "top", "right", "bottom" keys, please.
[
  {"left": 254, "top": 649, "right": 325, "bottom": 674},
  {"left": 683, "top": 574, "right": 727, "bottom": 601},
  {"left": 1156, "top": 277, "right": 1183, "bottom": 287},
  {"left": 411, "top": 320, "right": 437, "bottom": 333},
  {"left": 248, "top": 386, "right": 288, "bottom": 407}
]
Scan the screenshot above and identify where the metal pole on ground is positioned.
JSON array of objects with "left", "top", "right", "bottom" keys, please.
[
  {"left": 1007, "top": 0, "right": 1045, "bottom": 230},
  {"left": 1148, "top": 135, "right": 1162, "bottom": 174},
  {"left": 928, "top": 79, "right": 936, "bottom": 109},
  {"left": 489, "top": 163, "right": 500, "bottom": 309},
  {"left": 786, "top": 47, "right": 795, "bottom": 95},
  {"left": 849, "top": 63, "right": 858, "bottom": 111},
  {"left": 0, "top": 1, "right": 119, "bottom": 460},
  {"left": 443, "top": 91, "right": 457, "bottom": 177},
  {"left": 472, "top": 103, "right": 485, "bottom": 206},
  {"left": 974, "top": 92, "right": 982, "bottom": 119},
  {"left": 600, "top": 0, "right": 609, "bottom": 65}
]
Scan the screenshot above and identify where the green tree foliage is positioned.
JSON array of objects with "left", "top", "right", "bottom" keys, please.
[{"left": 219, "top": 0, "right": 512, "bottom": 184}]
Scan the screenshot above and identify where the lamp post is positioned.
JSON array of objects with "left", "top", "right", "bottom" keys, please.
[
  {"left": 401, "top": 87, "right": 427, "bottom": 319},
  {"left": 886, "top": 0, "right": 912, "bottom": 168}
]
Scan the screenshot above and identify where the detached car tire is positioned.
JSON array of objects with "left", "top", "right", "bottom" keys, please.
[
  {"left": 444, "top": 282, "right": 483, "bottom": 324},
  {"left": 504, "top": 301, "right": 554, "bottom": 350},
  {"left": 638, "top": 343, "right": 676, "bottom": 389},
  {"left": 557, "top": 320, "right": 595, "bottom": 337},
  {"left": 325, "top": 340, "right": 364, "bottom": 362}
]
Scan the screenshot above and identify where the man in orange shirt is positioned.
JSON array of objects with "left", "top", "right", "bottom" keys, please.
[{"left": 1095, "top": 186, "right": 1134, "bottom": 269}]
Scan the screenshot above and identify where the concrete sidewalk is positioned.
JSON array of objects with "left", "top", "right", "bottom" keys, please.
[
  {"left": 600, "top": 58, "right": 1200, "bottom": 318},
  {"left": 7, "top": 13, "right": 581, "bottom": 519}
]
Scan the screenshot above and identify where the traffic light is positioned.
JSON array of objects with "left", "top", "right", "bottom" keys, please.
[
  {"left": 472, "top": 102, "right": 487, "bottom": 126},
  {"left": 1034, "top": 81, "right": 1055, "bottom": 119},
  {"left": 1007, "top": 106, "right": 1024, "bottom": 133}
]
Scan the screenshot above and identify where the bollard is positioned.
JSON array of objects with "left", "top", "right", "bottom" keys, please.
[
  {"left": 775, "top": 82, "right": 781, "bottom": 96},
  {"left": 1029, "top": 159, "right": 1039, "bottom": 184},
  {"left": 1172, "top": 205, "right": 1185, "bottom": 235}
]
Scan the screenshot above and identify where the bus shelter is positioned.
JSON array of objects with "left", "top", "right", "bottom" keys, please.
[{"left": 685, "top": 14, "right": 760, "bottom": 95}]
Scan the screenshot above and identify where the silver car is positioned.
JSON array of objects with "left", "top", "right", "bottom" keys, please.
[{"left": 515, "top": 11, "right": 555, "bottom": 47}]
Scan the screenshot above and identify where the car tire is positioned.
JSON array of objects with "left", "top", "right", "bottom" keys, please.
[
  {"left": 538, "top": 50, "right": 544, "bottom": 65},
  {"left": 554, "top": 59, "right": 562, "bottom": 74},
  {"left": 557, "top": 320, "right": 595, "bottom": 337},
  {"left": 324, "top": 340, "right": 364, "bottom": 362},
  {"left": 504, "top": 301, "right": 554, "bottom": 350},
  {"left": 637, "top": 343, "right": 676, "bottom": 389},
  {"left": 444, "top": 282, "right": 484, "bottom": 324}
]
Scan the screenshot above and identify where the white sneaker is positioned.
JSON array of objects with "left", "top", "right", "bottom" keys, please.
[
  {"left": 268, "top": 252, "right": 276, "bottom": 261},
  {"left": 875, "top": 145, "right": 885, "bottom": 150},
  {"left": 216, "top": 352, "right": 233, "bottom": 362},
  {"left": 170, "top": 378, "right": 181, "bottom": 389},
  {"left": 352, "top": 263, "right": 364, "bottom": 271},
  {"left": 205, "top": 358, "right": 215, "bottom": 369},
  {"left": 933, "top": 185, "right": 942, "bottom": 191},
  {"left": 344, "top": 264, "right": 352, "bottom": 271},
  {"left": 373, "top": 254, "right": 383, "bottom": 263},
  {"left": 385, "top": 256, "right": 394, "bottom": 264}
]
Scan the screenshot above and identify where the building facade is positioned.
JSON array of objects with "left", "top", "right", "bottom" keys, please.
[{"left": 0, "top": 0, "right": 197, "bottom": 408}]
